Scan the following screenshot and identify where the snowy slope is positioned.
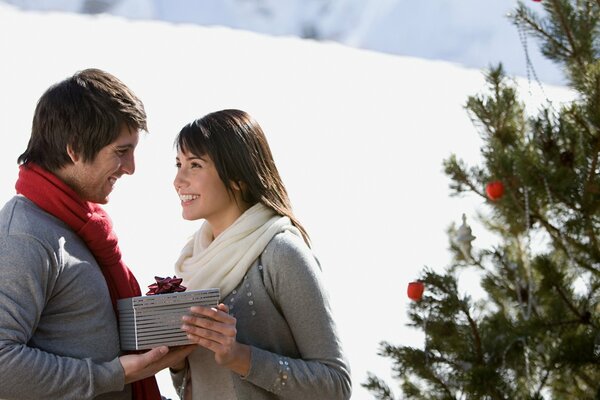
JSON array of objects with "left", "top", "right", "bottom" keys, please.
[
  {"left": 1, "top": 0, "right": 563, "bottom": 85},
  {"left": 0, "top": 3, "right": 573, "bottom": 399}
]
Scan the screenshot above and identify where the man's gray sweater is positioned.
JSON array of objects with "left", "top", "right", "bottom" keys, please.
[{"left": 0, "top": 196, "right": 130, "bottom": 399}]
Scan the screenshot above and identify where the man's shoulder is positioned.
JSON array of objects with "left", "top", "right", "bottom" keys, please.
[{"left": 0, "top": 196, "right": 67, "bottom": 239}]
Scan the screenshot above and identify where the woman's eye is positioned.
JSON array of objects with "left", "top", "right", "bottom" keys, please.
[
  {"left": 175, "top": 162, "right": 181, "bottom": 168},
  {"left": 191, "top": 162, "right": 202, "bottom": 168}
]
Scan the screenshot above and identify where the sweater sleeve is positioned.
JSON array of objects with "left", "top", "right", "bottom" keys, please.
[
  {"left": 0, "top": 235, "right": 124, "bottom": 399},
  {"left": 242, "top": 231, "right": 352, "bottom": 400}
]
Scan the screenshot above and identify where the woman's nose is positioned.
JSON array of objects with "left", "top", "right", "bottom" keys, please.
[{"left": 173, "top": 170, "right": 187, "bottom": 191}]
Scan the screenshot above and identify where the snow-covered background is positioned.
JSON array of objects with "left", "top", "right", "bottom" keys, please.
[
  {"left": 2, "top": 0, "right": 564, "bottom": 85},
  {"left": 0, "top": 1, "right": 573, "bottom": 399}
]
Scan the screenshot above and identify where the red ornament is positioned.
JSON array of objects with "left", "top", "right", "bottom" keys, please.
[
  {"left": 407, "top": 281, "right": 425, "bottom": 301},
  {"left": 532, "top": 0, "right": 541, "bottom": 2},
  {"left": 486, "top": 180, "right": 505, "bottom": 201}
]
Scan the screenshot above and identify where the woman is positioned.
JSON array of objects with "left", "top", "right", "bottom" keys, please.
[{"left": 170, "top": 109, "right": 351, "bottom": 399}]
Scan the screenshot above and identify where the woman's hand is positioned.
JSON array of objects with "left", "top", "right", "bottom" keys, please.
[{"left": 181, "top": 303, "right": 251, "bottom": 376}]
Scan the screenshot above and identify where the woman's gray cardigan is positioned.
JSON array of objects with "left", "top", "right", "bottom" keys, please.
[{"left": 172, "top": 230, "right": 352, "bottom": 399}]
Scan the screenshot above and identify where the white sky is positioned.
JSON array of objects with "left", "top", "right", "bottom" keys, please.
[{"left": 0, "top": 3, "right": 574, "bottom": 399}]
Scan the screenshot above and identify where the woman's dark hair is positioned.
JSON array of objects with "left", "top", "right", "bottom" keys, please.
[
  {"left": 18, "top": 68, "right": 147, "bottom": 171},
  {"left": 175, "top": 109, "right": 310, "bottom": 246}
]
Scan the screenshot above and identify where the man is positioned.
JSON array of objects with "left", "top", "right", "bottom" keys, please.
[{"left": 0, "top": 69, "right": 191, "bottom": 399}]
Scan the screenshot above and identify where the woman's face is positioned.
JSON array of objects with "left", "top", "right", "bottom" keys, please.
[{"left": 174, "top": 150, "right": 246, "bottom": 236}]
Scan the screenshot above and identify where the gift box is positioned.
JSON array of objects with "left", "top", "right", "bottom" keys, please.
[{"left": 117, "top": 287, "right": 220, "bottom": 350}]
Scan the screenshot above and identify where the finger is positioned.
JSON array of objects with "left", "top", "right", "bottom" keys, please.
[
  {"left": 167, "top": 344, "right": 196, "bottom": 357},
  {"left": 190, "top": 304, "right": 233, "bottom": 322},
  {"left": 186, "top": 334, "right": 224, "bottom": 353},
  {"left": 170, "top": 344, "right": 197, "bottom": 353},
  {"left": 189, "top": 305, "right": 233, "bottom": 323},
  {"left": 139, "top": 345, "right": 194, "bottom": 371},
  {"left": 140, "top": 346, "right": 169, "bottom": 366},
  {"left": 182, "top": 315, "right": 236, "bottom": 337},
  {"left": 217, "top": 303, "right": 229, "bottom": 313},
  {"left": 156, "top": 345, "right": 196, "bottom": 367},
  {"left": 182, "top": 323, "right": 230, "bottom": 343}
]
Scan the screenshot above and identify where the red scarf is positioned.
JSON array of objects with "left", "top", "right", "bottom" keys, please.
[{"left": 16, "top": 163, "right": 161, "bottom": 400}]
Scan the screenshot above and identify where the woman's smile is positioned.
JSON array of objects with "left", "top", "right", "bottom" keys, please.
[{"left": 179, "top": 193, "right": 199, "bottom": 204}]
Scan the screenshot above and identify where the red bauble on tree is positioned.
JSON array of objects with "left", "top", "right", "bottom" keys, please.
[
  {"left": 407, "top": 281, "right": 425, "bottom": 301},
  {"left": 486, "top": 180, "right": 505, "bottom": 201}
]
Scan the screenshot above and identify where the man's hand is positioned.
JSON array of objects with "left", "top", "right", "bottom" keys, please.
[{"left": 120, "top": 345, "right": 196, "bottom": 384}]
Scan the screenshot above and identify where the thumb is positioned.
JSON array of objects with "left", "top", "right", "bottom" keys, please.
[{"left": 140, "top": 346, "right": 169, "bottom": 366}]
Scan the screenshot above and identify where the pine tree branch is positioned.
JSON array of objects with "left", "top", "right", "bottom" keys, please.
[
  {"left": 445, "top": 163, "right": 487, "bottom": 201},
  {"left": 426, "top": 351, "right": 462, "bottom": 370},
  {"left": 568, "top": 110, "right": 600, "bottom": 250},
  {"left": 415, "top": 352, "right": 457, "bottom": 399},
  {"left": 575, "top": 370, "right": 596, "bottom": 393},
  {"left": 362, "top": 373, "right": 396, "bottom": 400},
  {"left": 461, "top": 304, "right": 484, "bottom": 365},
  {"left": 549, "top": 0, "right": 587, "bottom": 71},
  {"left": 536, "top": 116, "right": 600, "bottom": 264},
  {"left": 429, "top": 373, "right": 455, "bottom": 399},
  {"left": 548, "top": 284, "right": 596, "bottom": 329},
  {"left": 585, "top": 140, "right": 600, "bottom": 194},
  {"left": 582, "top": 134, "right": 600, "bottom": 254},
  {"left": 494, "top": 154, "right": 600, "bottom": 274},
  {"left": 500, "top": 166, "right": 600, "bottom": 272},
  {"left": 529, "top": 210, "right": 600, "bottom": 275},
  {"left": 534, "top": 369, "right": 551, "bottom": 398},
  {"left": 553, "top": 276, "right": 583, "bottom": 318},
  {"left": 543, "top": 317, "right": 589, "bottom": 327},
  {"left": 515, "top": 5, "right": 572, "bottom": 60},
  {"left": 472, "top": 257, "right": 516, "bottom": 301}
]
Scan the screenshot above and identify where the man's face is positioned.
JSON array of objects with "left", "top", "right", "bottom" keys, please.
[{"left": 68, "top": 125, "right": 139, "bottom": 204}]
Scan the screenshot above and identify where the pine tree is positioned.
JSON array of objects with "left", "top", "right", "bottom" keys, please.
[{"left": 363, "top": 1, "right": 600, "bottom": 398}]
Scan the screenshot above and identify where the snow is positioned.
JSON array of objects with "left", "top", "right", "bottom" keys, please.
[
  {"left": 0, "top": 3, "right": 573, "bottom": 399},
  {"left": 2, "top": 0, "right": 563, "bottom": 85}
]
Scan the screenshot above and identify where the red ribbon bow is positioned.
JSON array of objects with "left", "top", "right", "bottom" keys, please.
[{"left": 146, "top": 276, "right": 187, "bottom": 295}]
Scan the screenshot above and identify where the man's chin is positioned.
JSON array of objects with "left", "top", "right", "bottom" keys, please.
[{"left": 94, "top": 193, "right": 111, "bottom": 205}]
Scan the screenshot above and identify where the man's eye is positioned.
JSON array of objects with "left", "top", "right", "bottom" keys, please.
[{"left": 175, "top": 162, "right": 181, "bottom": 168}]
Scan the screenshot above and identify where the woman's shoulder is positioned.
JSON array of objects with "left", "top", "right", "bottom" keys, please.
[
  {"left": 261, "top": 230, "right": 321, "bottom": 278},
  {"left": 263, "top": 230, "right": 311, "bottom": 261}
]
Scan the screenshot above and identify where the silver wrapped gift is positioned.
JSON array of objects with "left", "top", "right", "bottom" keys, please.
[{"left": 117, "top": 288, "right": 220, "bottom": 350}]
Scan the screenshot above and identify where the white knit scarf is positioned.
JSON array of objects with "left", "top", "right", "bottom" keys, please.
[{"left": 174, "top": 202, "right": 302, "bottom": 297}]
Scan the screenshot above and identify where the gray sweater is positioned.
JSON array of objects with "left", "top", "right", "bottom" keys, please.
[
  {"left": 0, "top": 196, "right": 130, "bottom": 399},
  {"left": 172, "top": 230, "right": 352, "bottom": 399}
]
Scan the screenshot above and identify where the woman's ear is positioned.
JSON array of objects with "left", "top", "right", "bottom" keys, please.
[
  {"left": 231, "top": 180, "right": 245, "bottom": 191},
  {"left": 231, "top": 180, "right": 251, "bottom": 203}
]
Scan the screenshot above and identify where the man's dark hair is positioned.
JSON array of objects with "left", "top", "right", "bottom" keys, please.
[{"left": 18, "top": 68, "right": 147, "bottom": 171}]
